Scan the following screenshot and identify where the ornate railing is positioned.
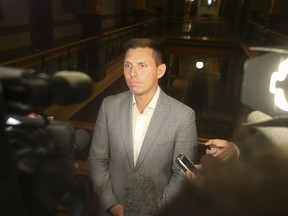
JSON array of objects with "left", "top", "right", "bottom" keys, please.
[
  {"left": 0, "top": 17, "right": 163, "bottom": 79},
  {"left": 165, "top": 17, "right": 246, "bottom": 40},
  {"left": 1, "top": 17, "right": 287, "bottom": 78}
]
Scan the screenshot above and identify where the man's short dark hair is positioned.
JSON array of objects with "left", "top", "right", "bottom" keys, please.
[{"left": 124, "top": 38, "right": 163, "bottom": 66}]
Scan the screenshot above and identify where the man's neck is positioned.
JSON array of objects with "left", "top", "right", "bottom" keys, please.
[
  {"left": 134, "top": 87, "right": 158, "bottom": 114},
  {"left": 135, "top": 95, "right": 151, "bottom": 114}
]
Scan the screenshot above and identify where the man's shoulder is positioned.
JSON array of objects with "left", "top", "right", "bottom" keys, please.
[
  {"left": 103, "top": 90, "right": 131, "bottom": 104},
  {"left": 161, "top": 91, "right": 194, "bottom": 113}
]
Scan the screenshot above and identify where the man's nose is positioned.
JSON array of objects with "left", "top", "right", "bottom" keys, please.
[{"left": 130, "top": 66, "right": 137, "bottom": 77}]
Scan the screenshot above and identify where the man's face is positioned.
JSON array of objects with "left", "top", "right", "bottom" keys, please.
[{"left": 123, "top": 47, "right": 165, "bottom": 97}]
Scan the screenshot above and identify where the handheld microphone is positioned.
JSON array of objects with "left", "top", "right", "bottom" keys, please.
[{"left": 123, "top": 173, "right": 158, "bottom": 216}]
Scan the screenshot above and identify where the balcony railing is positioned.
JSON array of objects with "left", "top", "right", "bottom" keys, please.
[
  {"left": 165, "top": 17, "right": 246, "bottom": 40},
  {"left": 0, "top": 17, "right": 163, "bottom": 79},
  {"left": 1, "top": 17, "right": 287, "bottom": 75}
]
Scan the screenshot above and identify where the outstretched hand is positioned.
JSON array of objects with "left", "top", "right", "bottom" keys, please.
[{"left": 204, "top": 139, "right": 239, "bottom": 162}]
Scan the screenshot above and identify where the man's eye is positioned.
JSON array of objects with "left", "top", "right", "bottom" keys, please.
[
  {"left": 139, "top": 63, "right": 146, "bottom": 68},
  {"left": 124, "top": 63, "right": 131, "bottom": 68}
]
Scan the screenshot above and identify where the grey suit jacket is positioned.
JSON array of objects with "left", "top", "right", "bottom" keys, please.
[{"left": 88, "top": 89, "right": 197, "bottom": 214}]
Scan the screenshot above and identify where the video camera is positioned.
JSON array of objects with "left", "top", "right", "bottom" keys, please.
[{"left": 0, "top": 66, "right": 93, "bottom": 216}]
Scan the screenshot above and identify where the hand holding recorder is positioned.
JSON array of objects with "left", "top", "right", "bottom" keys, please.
[{"left": 175, "top": 153, "right": 198, "bottom": 174}]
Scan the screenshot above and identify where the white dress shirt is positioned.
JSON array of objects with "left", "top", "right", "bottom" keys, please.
[{"left": 132, "top": 87, "right": 160, "bottom": 166}]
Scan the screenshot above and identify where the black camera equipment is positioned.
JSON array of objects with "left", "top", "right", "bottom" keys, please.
[{"left": 0, "top": 66, "right": 93, "bottom": 216}]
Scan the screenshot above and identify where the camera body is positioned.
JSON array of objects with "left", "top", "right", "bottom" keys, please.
[{"left": 0, "top": 66, "right": 93, "bottom": 216}]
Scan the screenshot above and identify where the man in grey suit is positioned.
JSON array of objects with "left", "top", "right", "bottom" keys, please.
[{"left": 88, "top": 38, "right": 198, "bottom": 216}]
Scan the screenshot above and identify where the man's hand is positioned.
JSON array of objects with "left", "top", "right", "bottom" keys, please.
[
  {"left": 182, "top": 164, "right": 202, "bottom": 180},
  {"left": 109, "top": 204, "right": 124, "bottom": 216},
  {"left": 204, "top": 139, "right": 239, "bottom": 162},
  {"left": 182, "top": 164, "right": 207, "bottom": 187}
]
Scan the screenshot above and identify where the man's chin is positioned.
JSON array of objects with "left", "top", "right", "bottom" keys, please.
[
  {"left": 130, "top": 89, "right": 144, "bottom": 96},
  {"left": 129, "top": 87, "right": 141, "bottom": 94}
]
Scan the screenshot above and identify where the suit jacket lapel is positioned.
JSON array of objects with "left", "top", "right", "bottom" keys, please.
[
  {"left": 135, "top": 90, "right": 170, "bottom": 169},
  {"left": 120, "top": 93, "right": 134, "bottom": 170}
]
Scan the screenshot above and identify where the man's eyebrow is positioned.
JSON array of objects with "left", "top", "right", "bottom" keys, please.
[
  {"left": 124, "top": 61, "right": 132, "bottom": 64},
  {"left": 136, "top": 61, "right": 147, "bottom": 64},
  {"left": 124, "top": 60, "right": 147, "bottom": 64}
]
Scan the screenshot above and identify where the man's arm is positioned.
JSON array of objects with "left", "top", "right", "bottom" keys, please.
[
  {"left": 158, "top": 110, "right": 198, "bottom": 208},
  {"left": 87, "top": 100, "right": 119, "bottom": 212}
]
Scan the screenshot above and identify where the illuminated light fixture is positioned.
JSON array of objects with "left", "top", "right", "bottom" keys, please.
[
  {"left": 196, "top": 61, "right": 204, "bottom": 69},
  {"left": 207, "top": 0, "right": 217, "bottom": 6},
  {"left": 269, "top": 58, "right": 288, "bottom": 111}
]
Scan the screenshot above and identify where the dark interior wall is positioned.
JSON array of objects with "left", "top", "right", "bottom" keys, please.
[
  {"left": 0, "top": 0, "right": 82, "bottom": 57},
  {"left": 102, "top": 0, "right": 131, "bottom": 28},
  {"left": 28, "top": 0, "right": 53, "bottom": 51},
  {"left": 0, "top": 0, "right": 31, "bottom": 56},
  {"left": 173, "top": 0, "right": 186, "bottom": 17},
  {"left": 269, "top": 0, "right": 288, "bottom": 15},
  {"left": 249, "top": 0, "right": 272, "bottom": 20},
  {"left": 219, "top": 0, "right": 243, "bottom": 20}
]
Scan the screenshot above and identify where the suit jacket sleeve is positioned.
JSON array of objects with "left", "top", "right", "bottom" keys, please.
[
  {"left": 158, "top": 108, "right": 198, "bottom": 208},
  {"left": 87, "top": 99, "right": 118, "bottom": 211}
]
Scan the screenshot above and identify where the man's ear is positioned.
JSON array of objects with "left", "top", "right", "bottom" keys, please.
[{"left": 157, "top": 64, "right": 166, "bottom": 78}]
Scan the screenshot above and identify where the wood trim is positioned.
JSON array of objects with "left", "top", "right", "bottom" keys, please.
[
  {"left": 75, "top": 160, "right": 89, "bottom": 176},
  {"left": 42, "top": 56, "right": 124, "bottom": 120}
]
